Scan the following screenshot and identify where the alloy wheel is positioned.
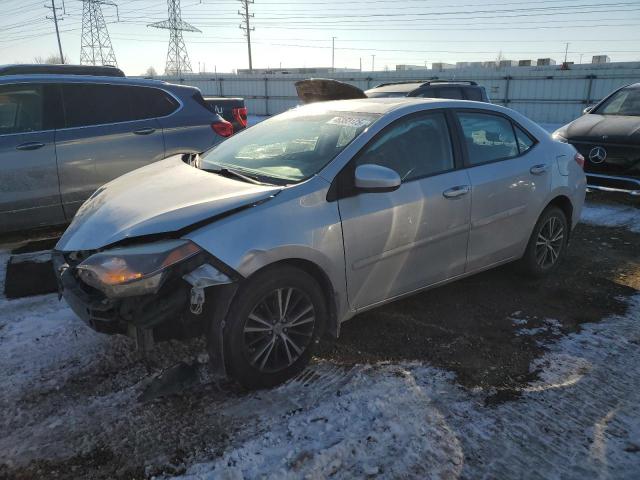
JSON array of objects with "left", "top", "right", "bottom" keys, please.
[
  {"left": 535, "top": 216, "right": 565, "bottom": 269},
  {"left": 242, "top": 287, "right": 316, "bottom": 373}
]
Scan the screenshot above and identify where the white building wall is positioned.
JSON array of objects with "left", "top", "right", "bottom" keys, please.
[{"left": 148, "top": 62, "right": 640, "bottom": 124}]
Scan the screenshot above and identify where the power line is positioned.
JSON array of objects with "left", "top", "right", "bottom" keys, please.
[
  {"left": 149, "top": 0, "right": 201, "bottom": 75},
  {"left": 238, "top": 0, "right": 254, "bottom": 72},
  {"left": 80, "top": 1, "right": 119, "bottom": 67}
]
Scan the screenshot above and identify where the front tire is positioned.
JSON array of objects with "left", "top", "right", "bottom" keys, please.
[
  {"left": 519, "top": 206, "right": 568, "bottom": 277},
  {"left": 222, "top": 265, "right": 326, "bottom": 389}
]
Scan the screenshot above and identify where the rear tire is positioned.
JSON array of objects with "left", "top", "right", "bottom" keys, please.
[
  {"left": 222, "top": 265, "right": 326, "bottom": 390},
  {"left": 519, "top": 206, "right": 568, "bottom": 277}
]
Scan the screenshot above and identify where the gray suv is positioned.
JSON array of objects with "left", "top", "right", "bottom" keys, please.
[{"left": 0, "top": 65, "right": 233, "bottom": 234}]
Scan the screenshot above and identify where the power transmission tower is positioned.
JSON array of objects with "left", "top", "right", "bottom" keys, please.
[
  {"left": 79, "top": 0, "right": 118, "bottom": 67},
  {"left": 238, "top": 0, "right": 254, "bottom": 72},
  {"left": 149, "top": 0, "right": 201, "bottom": 76},
  {"left": 45, "top": 0, "right": 65, "bottom": 63}
]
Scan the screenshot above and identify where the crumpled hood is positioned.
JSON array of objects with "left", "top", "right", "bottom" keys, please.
[
  {"left": 56, "top": 155, "right": 281, "bottom": 252},
  {"left": 564, "top": 114, "right": 640, "bottom": 144}
]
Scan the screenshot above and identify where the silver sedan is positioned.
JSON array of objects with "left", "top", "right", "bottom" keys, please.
[{"left": 54, "top": 98, "right": 586, "bottom": 389}]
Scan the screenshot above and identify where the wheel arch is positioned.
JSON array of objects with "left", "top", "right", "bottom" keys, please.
[{"left": 545, "top": 194, "right": 574, "bottom": 236}]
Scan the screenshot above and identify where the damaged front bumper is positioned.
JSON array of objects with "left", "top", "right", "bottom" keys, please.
[{"left": 53, "top": 249, "right": 240, "bottom": 352}]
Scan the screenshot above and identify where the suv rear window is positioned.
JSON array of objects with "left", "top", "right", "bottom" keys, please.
[
  {"left": 129, "top": 86, "right": 179, "bottom": 119},
  {"left": 464, "top": 88, "right": 483, "bottom": 101}
]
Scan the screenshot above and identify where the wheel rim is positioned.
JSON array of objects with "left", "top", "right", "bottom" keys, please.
[
  {"left": 535, "top": 215, "right": 565, "bottom": 269},
  {"left": 242, "top": 287, "right": 316, "bottom": 373}
]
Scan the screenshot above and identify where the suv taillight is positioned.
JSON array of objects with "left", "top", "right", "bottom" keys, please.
[
  {"left": 575, "top": 153, "right": 585, "bottom": 169},
  {"left": 232, "top": 107, "right": 248, "bottom": 128},
  {"left": 212, "top": 120, "right": 233, "bottom": 137}
]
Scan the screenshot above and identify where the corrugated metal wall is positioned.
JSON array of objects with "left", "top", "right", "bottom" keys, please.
[{"left": 149, "top": 62, "right": 640, "bottom": 124}]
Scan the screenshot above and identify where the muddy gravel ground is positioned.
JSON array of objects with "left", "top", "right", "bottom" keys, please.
[{"left": 1, "top": 199, "right": 639, "bottom": 479}]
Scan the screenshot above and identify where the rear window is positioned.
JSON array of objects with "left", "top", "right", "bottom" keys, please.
[
  {"left": 129, "top": 87, "right": 179, "bottom": 119},
  {"left": 465, "top": 88, "right": 483, "bottom": 101}
]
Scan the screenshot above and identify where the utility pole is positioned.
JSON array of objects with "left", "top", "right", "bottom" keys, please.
[
  {"left": 45, "top": 0, "right": 65, "bottom": 63},
  {"left": 238, "top": 0, "right": 254, "bottom": 73},
  {"left": 564, "top": 42, "right": 569, "bottom": 63},
  {"left": 359, "top": 57, "right": 362, "bottom": 72},
  {"left": 149, "top": 0, "right": 201, "bottom": 75},
  {"left": 371, "top": 54, "right": 375, "bottom": 72},
  {"left": 80, "top": 0, "right": 119, "bottom": 67},
  {"left": 331, "top": 36, "right": 336, "bottom": 73}
]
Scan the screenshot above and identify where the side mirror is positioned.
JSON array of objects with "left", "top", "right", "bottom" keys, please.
[
  {"left": 354, "top": 164, "right": 401, "bottom": 192},
  {"left": 583, "top": 105, "right": 594, "bottom": 115}
]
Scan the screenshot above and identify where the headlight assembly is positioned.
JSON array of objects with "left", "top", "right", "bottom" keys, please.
[{"left": 76, "top": 240, "right": 202, "bottom": 298}]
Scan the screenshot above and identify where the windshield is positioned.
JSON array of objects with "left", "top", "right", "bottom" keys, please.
[
  {"left": 595, "top": 88, "right": 640, "bottom": 116},
  {"left": 200, "top": 110, "right": 379, "bottom": 184}
]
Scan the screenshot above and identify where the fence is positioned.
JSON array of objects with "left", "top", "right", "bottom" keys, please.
[{"left": 152, "top": 61, "right": 640, "bottom": 124}]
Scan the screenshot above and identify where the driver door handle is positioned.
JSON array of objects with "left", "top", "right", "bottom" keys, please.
[
  {"left": 530, "top": 164, "right": 548, "bottom": 175},
  {"left": 133, "top": 128, "right": 156, "bottom": 135},
  {"left": 443, "top": 185, "right": 470, "bottom": 199},
  {"left": 16, "top": 142, "right": 45, "bottom": 151}
]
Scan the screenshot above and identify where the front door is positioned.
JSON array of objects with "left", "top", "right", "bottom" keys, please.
[
  {"left": 55, "top": 83, "right": 165, "bottom": 219},
  {"left": 337, "top": 111, "right": 472, "bottom": 310},
  {"left": 0, "top": 83, "right": 64, "bottom": 233}
]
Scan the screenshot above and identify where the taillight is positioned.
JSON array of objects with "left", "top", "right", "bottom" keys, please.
[
  {"left": 232, "top": 107, "right": 248, "bottom": 128},
  {"left": 574, "top": 152, "right": 585, "bottom": 169},
  {"left": 212, "top": 120, "right": 233, "bottom": 137}
]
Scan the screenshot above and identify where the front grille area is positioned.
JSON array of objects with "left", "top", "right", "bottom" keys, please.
[{"left": 571, "top": 141, "right": 640, "bottom": 177}]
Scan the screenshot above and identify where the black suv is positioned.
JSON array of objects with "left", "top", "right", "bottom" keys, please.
[
  {"left": 294, "top": 78, "right": 490, "bottom": 104},
  {"left": 365, "top": 80, "right": 490, "bottom": 102},
  {"left": 553, "top": 82, "right": 640, "bottom": 196}
]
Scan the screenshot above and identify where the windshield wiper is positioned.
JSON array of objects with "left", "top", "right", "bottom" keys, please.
[{"left": 203, "top": 167, "right": 270, "bottom": 185}]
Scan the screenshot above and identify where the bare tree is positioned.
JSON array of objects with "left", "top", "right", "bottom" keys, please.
[
  {"left": 144, "top": 66, "right": 158, "bottom": 77},
  {"left": 34, "top": 53, "right": 70, "bottom": 64}
]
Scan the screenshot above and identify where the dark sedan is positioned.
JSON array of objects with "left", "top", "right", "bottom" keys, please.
[{"left": 553, "top": 83, "right": 640, "bottom": 196}]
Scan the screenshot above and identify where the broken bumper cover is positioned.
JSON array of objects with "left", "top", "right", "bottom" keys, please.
[{"left": 53, "top": 249, "right": 237, "bottom": 336}]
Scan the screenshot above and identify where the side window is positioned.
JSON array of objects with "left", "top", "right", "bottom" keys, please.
[
  {"left": 514, "top": 125, "right": 535, "bottom": 154},
  {"left": 439, "top": 88, "right": 464, "bottom": 100},
  {"left": 416, "top": 87, "right": 440, "bottom": 98},
  {"left": 129, "top": 86, "right": 179, "bottom": 119},
  {"left": 464, "top": 88, "right": 483, "bottom": 102},
  {"left": 458, "top": 112, "right": 518, "bottom": 166},
  {"left": 62, "top": 84, "right": 132, "bottom": 128},
  {"left": 0, "top": 84, "right": 44, "bottom": 135},
  {"left": 356, "top": 112, "right": 454, "bottom": 182}
]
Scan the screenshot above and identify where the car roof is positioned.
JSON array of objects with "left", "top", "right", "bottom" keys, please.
[
  {"left": 366, "top": 82, "right": 425, "bottom": 93},
  {"left": 366, "top": 80, "right": 481, "bottom": 94},
  {"left": 295, "top": 97, "right": 481, "bottom": 114},
  {"left": 0, "top": 73, "right": 186, "bottom": 89}
]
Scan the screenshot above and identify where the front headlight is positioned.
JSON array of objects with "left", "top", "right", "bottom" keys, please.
[
  {"left": 76, "top": 240, "right": 202, "bottom": 298},
  {"left": 551, "top": 130, "right": 568, "bottom": 143}
]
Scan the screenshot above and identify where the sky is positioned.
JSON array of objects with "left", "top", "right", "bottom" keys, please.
[{"left": 2, "top": 0, "right": 640, "bottom": 75}]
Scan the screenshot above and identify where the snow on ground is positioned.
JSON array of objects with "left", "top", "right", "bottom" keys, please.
[
  {"left": 1, "top": 200, "right": 639, "bottom": 478},
  {"left": 581, "top": 202, "right": 640, "bottom": 233},
  {"left": 247, "top": 115, "right": 269, "bottom": 127},
  {"left": 173, "top": 294, "right": 640, "bottom": 479}
]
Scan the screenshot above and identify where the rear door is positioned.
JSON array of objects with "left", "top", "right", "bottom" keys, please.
[
  {"left": 55, "top": 83, "right": 166, "bottom": 218},
  {"left": 337, "top": 111, "right": 471, "bottom": 309},
  {"left": 454, "top": 110, "right": 549, "bottom": 271},
  {"left": 0, "top": 82, "right": 65, "bottom": 232}
]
